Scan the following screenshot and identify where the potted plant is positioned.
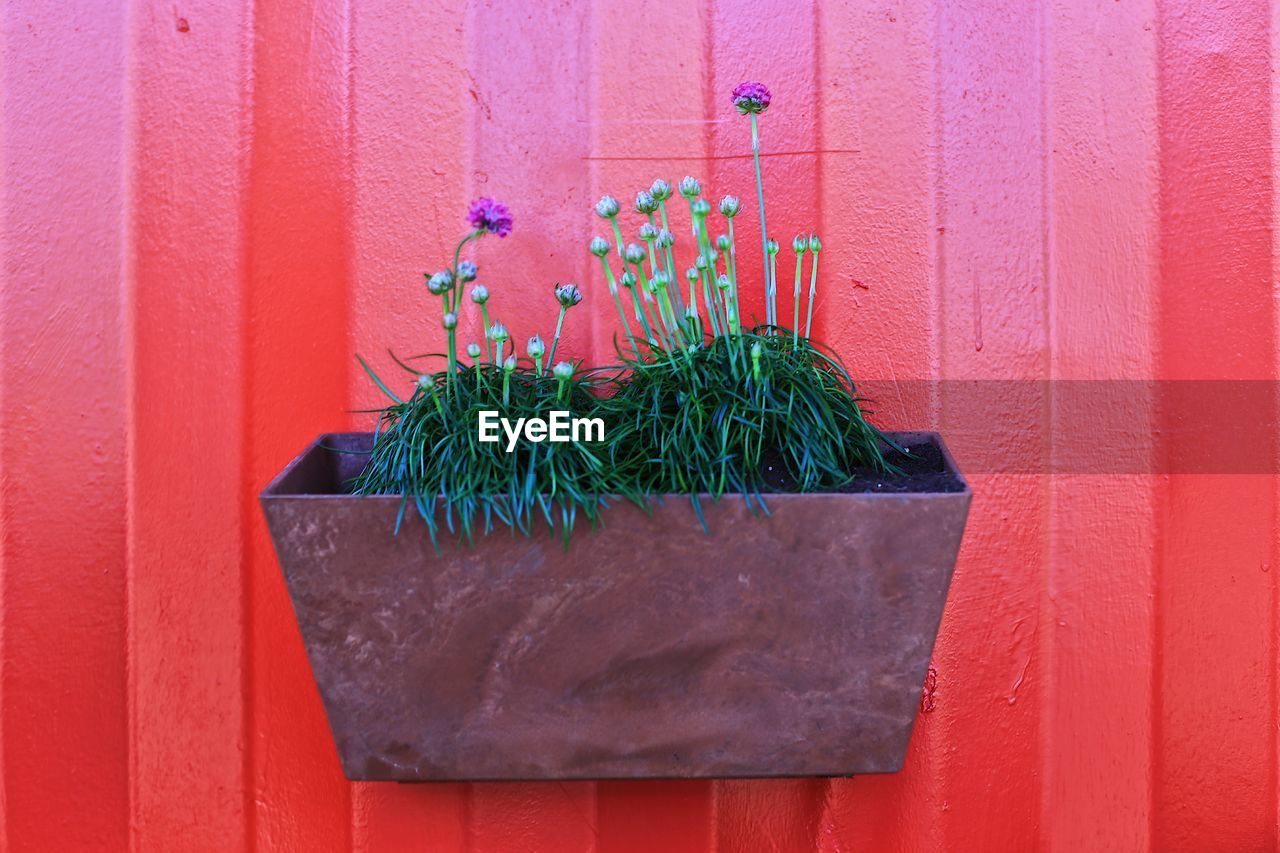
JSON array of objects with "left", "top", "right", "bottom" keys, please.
[{"left": 261, "top": 83, "right": 970, "bottom": 782}]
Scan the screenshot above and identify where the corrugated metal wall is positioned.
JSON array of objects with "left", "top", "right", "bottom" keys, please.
[{"left": 2, "top": 0, "right": 1278, "bottom": 849}]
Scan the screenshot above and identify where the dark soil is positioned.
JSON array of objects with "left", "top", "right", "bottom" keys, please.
[{"left": 761, "top": 439, "right": 966, "bottom": 494}]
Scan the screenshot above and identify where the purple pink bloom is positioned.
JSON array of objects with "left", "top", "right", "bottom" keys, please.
[
  {"left": 732, "top": 81, "right": 771, "bottom": 115},
  {"left": 467, "top": 197, "right": 513, "bottom": 237}
]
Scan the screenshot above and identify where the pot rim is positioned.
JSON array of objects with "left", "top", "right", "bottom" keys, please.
[{"left": 260, "top": 430, "right": 970, "bottom": 502}]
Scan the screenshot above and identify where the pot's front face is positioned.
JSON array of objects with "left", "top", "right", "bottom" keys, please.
[{"left": 261, "top": 433, "right": 971, "bottom": 781}]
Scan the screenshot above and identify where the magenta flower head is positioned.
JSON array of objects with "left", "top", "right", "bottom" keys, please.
[
  {"left": 467, "top": 197, "right": 513, "bottom": 237},
  {"left": 732, "top": 81, "right": 772, "bottom": 115}
]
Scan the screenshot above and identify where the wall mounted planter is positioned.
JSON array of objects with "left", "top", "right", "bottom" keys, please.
[{"left": 260, "top": 432, "right": 970, "bottom": 781}]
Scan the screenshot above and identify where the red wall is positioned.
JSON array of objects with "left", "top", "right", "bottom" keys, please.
[{"left": 3, "top": 0, "right": 1278, "bottom": 849}]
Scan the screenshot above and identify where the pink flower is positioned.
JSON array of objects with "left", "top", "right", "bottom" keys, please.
[
  {"left": 731, "top": 81, "right": 772, "bottom": 115},
  {"left": 467, "top": 197, "right": 513, "bottom": 237}
]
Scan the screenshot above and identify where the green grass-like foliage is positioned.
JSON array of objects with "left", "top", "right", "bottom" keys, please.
[
  {"left": 349, "top": 356, "right": 650, "bottom": 546},
  {"left": 608, "top": 329, "right": 889, "bottom": 517}
]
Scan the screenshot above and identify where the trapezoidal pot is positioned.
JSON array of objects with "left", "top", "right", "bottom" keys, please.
[{"left": 260, "top": 432, "right": 971, "bottom": 781}]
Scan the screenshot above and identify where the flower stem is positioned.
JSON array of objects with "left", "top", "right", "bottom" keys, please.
[
  {"left": 609, "top": 216, "right": 626, "bottom": 264},
  {"left": 658, "top": 203, "right": 684, "bottom": 314},
  {"left": 768, "top": 252, "right": 778, "bottom": 331},
  {"left": 547, "top": 306, "right": 567, "bottom": 366},
  {"left": 600, "top": 256, "right": 638, "bottom": 354},
  {"left": 805, "top": 247, "right": 820, "bottom": 339},
  {"left": 726, "top": 219, "right": 740, "bottom": 327},
  {"left": 442, "top": 294, "right": 457, "bottom": 392},
  {"left": 792, "top": 251, "right": 803, "bottom": 347},
  {"left": 628, "top": 284, "right": 656, "bottom": 345},
  {"left": 451, "top": 230, "right": 481, "bottom": 312},
  {"left": 749, "top": 114, "right": 770, "bottom": 323},
  {"left": 481, "top": 304, "right": 494, "bottom": 361}
]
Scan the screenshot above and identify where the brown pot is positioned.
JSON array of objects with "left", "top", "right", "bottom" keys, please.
[{"left": 260, "top": 432, "right": 970, "bottom": 781}]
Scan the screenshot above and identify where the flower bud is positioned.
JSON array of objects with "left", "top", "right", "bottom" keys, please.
[
  {"left": 691, "top": 199, "right": 711, "bottom": 217},
  {"left": 719, "top": 196, "right": 741, "bottom": 217},
  {"left": 715, "top": 234, "right": 730, "bottom": 251},
  {"left": 466, "top": 342, "right": 482, "bottom": 359},
  {"left": 487, "top": 322, "right": 509, "bottom": 343},
  {"left": 457, "top": 260, "right": 477, "bottom": 282},
  {"left": 808, "top": 234, "right": 822, "bottom": 253},
  {"left": 685, "top": 267, "right": 699, "bottom": 282},
  {"left": 751, "top": 340, "right": 763, "bottom": 358},
  {"left": 554, "top": 283, "right": 583, "bottom": 307},
  {"left": 651, "top": 271, "right": 670, "bottom": 289},
  {"left": 426, "top": 270, "right": 454, "bottom": 295},
  {"left": 638, "top": 223, "right": 658, "bottom": 242},
  {"left": 502, "top": 354, "right": 517, "bottom": 373},
  {"left": 645, "top": 277, "right": 660, "bottom": 295},
  {"left": 620, "top": 271, "right": 637, "bottom": 289},
  {"left": 650, "top": 178, "right": 672, "bottom": 201},
  {"left": 635, "top": 191, "right": 659, "bottom": 214},
  {"left": 705, "top": 248, "right": 719, "bottom": 263},
  {"left": 656, "top": 229, "right": 675, "bottom": 249},
  {"left": 766, "top": 238, "right": 780, "bottom": 256},
  {"left": 417, "top": 374, "right": 433, "bottom": 390},
  {"left": 694, "top": 255, "right": 709, "bottom": 271},
  {"left": 526, "top": 335, "right": 545, "bottom": 358},
  {"left": 623, "top": 243, "right": 645, "bottom": 265},
  {"left": 678, "top": 176, "right": 701, "bottom": 198},
  {"left": 716, "top": 273, "right": 731, "bottom": 291},
  {"left": 792, "top": 235, "right": 808, "bottom": 254},
  {"left": 442, "top": 312, "right": 458, "bottom": 330},
  {"left": 470, "top": 284, "right": 489, "bottom": 304},
  {"left": 589, "top": 236, "right": 610, "bottom": 257},
  {"left": 552, "top": 361, "right": 574, "bottom": 380},
  {"left": 595, "top": 195, "right": 620, "bottom": 218}
]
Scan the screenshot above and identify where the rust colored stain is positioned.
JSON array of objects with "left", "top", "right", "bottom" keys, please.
[{"left": 2, "top": 0, "right": 1279, "bottom": 849}]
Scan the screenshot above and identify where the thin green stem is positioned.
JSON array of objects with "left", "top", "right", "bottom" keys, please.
[
  {"left": 609, "top": 217, "right": 626, "bottom": 264},
  {"left": 792, "top": 251, "right": 804, "bottom": 347},
  {"left": 726, "top": 219, "right": 739, "bottom": 324},
  {"left": 628, "top": 285, "right": 656, "bottom": 344},
  {"left": 805, "top": 249, "right": 820, "bottom": 339},
  {"left": 480, "top": 304, "right": 494, "bottom": 361},
  {"left": 750, "top": 114, "right": 770, "bottom": 322},
  {"left": 451, "top": 230, "right": 481, "bottom": 312},
  {"left": 658, "top": 203, "right": 684, "bottom": 314},
  {"left": 768, "top": 252, "right": 778, "bottom": 331},
  {"left": 547, "top": 306, "right": 568, "bottom": 365},
  {"left": 600, "top": 255, "right": 638, "bottom": 353}
]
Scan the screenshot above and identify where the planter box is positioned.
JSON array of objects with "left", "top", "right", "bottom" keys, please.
[{"left": 260, "top": 432, "right": 970, "bottom": 781}]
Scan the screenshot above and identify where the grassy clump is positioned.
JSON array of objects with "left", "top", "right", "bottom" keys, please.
[
  {"left": 607, "top": 329, "right": 889, "bottom": 512},
  {"left": 349, "top": 357, "right": 649, "bottom": 546}
]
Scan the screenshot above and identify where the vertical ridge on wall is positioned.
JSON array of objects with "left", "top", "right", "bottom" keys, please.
[
  {"left": 463, "top": 2, "right": 600, "bottom": 848},
  {"left": 246, "top": 0, "right": 355, "bottom": 847},
  {"left": 587, "top": 0, "right": 721, "bottom": 847},
  {"left": 1042, "top": 0, "right": 1158, "bottom": 848},
  {"left": 128, "top": 0, "right": 253, "bottom": 847},
  {"left": 815, "top": 1, "right": 944, "bottom": 846},
  {"left": 347, "top": 0, "right": 471, "bottom": 848},
  {"left": 1, "top": 2, "right": 131, "bottom": 848},
  {"left": 934, "top": 0, "right": 1049, "bottom": 847},
  {"left": 704, "top": 3, "right": 826, "bottom": 847},
  {"left": 1154, "top": 0, "right": 1278, "bottom": 848}
]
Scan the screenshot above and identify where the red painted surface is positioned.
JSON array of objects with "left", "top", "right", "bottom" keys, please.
[{"left": 2, "top": 0, "right": 1278, "bottom": 849}]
